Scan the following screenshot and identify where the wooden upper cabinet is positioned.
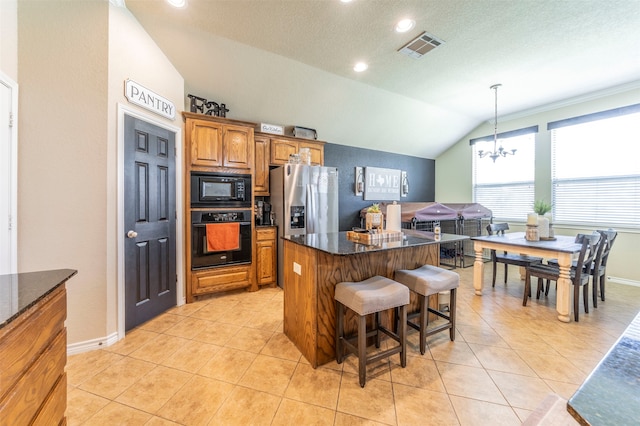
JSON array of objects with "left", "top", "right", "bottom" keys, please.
[
  {"left": 189, "top": 119, "right": 223, "bottom": 168},
  {"left": 270, "top": 137, "right": 325, "bottom": 166},
  {"left": 184, "top": 112, "right": 256, "bottom": 172},
  {"left": 223, "top": 125, "right": 253, "bottom": 169},
  {"left": 254, "top": 134, "right": 270, "bottom": 196},
  {"left": 270, "top": 138, "right": 299, "bottom": 165},
  {"left": 299, "top": 141, "right": 324, "bottom": 166}
]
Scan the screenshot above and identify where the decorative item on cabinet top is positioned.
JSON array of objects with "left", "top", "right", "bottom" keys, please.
[
  {"left": 256, "top": 123, "right": 285, "bottom": 135},
  {"left": 286, "top": 125, "right": 317, "bottom": 140},
  {"left": 188, "top": 93, "right": 229, "bottom": 117}
]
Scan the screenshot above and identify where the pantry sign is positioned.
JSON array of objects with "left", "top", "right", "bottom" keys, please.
[{"left": 125, "top": 79, "right": 176, "bottom": 120}]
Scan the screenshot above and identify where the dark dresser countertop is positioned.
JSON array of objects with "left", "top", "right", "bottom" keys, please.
[
  {"left": 0, "top": 269, "right": 77, "bottom": 329},
  {"left": 284, "top": 230, "right": 468, "bottom": 256},
  {"left": 567, "top": 311, "right": 640, "bottom": 425}
]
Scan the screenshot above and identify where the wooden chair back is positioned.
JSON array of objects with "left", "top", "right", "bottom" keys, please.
[
  {"left": 597, "top": 229, "right": 617, "bottom": 268},
  {"left": 574, "top": 233, "right": 601, "bottom": 284}
]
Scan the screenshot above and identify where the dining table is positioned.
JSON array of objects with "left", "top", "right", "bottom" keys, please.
[{"left": 471, "top": 232, "right": 582, "bottom": 322}]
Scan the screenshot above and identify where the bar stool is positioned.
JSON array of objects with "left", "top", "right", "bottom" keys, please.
[
  {"left": 335, "top": 275, "right": 410, "bottom": 387},
  {"left": 394, "top": 265, "right": 459, "bottom": 355}
]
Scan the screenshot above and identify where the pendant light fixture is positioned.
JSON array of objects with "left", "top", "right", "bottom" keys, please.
[{"left": 478, "top": 84, "right": 516, "bottom": 162}]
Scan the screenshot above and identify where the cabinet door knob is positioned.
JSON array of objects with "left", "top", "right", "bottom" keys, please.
[{"left": 127, "top": 230, "right": 138, "bottom": 239}]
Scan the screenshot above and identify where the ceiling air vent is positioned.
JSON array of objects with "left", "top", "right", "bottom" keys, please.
[{"left": 398, "top": 31, "right": 445, "bottom": 59}]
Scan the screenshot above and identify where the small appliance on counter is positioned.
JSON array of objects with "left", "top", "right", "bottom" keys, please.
[{"left": 255, "top": 201, "right": 274, "bottom": 226}]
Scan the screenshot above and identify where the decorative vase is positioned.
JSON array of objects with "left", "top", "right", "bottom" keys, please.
[
  {"left": 365, "top": 212, "right": 383, "bottom": 230},
  {"left": 526, "top": 224, "right": 540, "bottom": 241},
  {"left": 538, "top": 215, "right": 550, "bottom": 239}
]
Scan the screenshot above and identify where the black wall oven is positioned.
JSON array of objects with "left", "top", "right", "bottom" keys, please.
[
  {"left": 191, "top": 210, "right": 252, "bottom": 269},
  {"left": 191, "top": 172, "right": 251, "bottom": 208}
]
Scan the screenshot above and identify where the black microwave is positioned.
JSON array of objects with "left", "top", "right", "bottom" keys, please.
[{"left": 191, "top": 172, "right": 252, "bottom": 208}]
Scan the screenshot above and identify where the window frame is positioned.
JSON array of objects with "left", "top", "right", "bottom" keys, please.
[
  {"left": 549, "top": 103, "right": 640, "bottom": 229},
  {"left": 471, "top": 128, "right": 538, "bottom": 222}
]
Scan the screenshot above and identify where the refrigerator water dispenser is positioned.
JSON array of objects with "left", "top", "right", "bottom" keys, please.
[{"left": 290, "top": 206, "right": 305, "bottom": 229}]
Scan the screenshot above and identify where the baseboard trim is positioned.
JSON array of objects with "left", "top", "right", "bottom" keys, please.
[
  {"left": 67, "top": 331, "right": 119, "bottom": 356},
  {"left": 608, "top": 276, "right": 640, "bottom": 288}
]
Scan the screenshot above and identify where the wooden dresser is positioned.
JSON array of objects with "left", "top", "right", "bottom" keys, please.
[{"left": 0, "top": 269, "right": 77, "bottom": 425}]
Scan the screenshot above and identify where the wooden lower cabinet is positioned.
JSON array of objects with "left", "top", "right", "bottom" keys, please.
[
  {"left": 0, "top": 285, "right": 67, "bottom": 425},
  {"left": 190, "top": 264, "right": 254, "bottom": 298},
  {"left": 255, "top": 227, "right": 277, "bottom": 287}
]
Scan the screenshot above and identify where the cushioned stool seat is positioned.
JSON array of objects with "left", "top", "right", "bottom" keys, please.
[
  {"left": 394, "top": 265, "right": 459, "bottom": 354},
  {"left": 335, "top": 275, "right": 410, "bottom": 387}
]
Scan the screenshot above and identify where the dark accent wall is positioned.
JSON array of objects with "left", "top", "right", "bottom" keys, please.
[{"left": 324, "top": 143, "right": 435, "bottom": 231}]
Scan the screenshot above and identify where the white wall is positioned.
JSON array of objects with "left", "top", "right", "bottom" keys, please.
[
  {"left": 0, "top": 0, "right": 17, "bottom": 80},
  {"left": 18, "top": 0, "right": 110, "bottom": 344},
  {"left": 435, "top": 84, "right": 640, "bottom": 284},
  {"left": 106, "top": 3, "right": 184, "bottom": 336},
  {"left": 16, "top": 1, "right": 184, "bottom": 346},
  {"left": 132, "top": 22, "right": 473, "bottom": 160}
]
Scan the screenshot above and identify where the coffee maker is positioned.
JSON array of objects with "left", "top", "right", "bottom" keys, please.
[
  {"left": 255, "top": 201, "right": 273, "bottom": 225},
  {"left": 256, "top": 201, "right": 264, "bottom": 225},
  {"left": 263, "top": 202, "right": 272, "bottom": 225}
]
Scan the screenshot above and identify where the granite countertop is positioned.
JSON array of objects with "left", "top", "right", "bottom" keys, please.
[
  {"left": 0, "top": 269, "right": 77, "bottom": 329},
  {"left": 284, "top": 230, "right": 468, "bottom": 256},
  {"left": 567, "top": 311, "right": 640, "bottom": 424}
]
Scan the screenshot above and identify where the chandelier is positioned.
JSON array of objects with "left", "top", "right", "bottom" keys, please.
[{"left": 478, "top": 84, "right": 516, "bottom": 162}]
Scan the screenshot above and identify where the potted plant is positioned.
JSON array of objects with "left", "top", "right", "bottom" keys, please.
[
  {"left": 365, "top": 203, "right": 383, "bottom": 230},
  {"left": 533, "top": 200, "right": 552, "bottom": 238}
]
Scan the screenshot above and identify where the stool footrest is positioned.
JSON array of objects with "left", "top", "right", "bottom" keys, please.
[
  {"left": 427, "top": 307, "right": 451, "bottom": 322},
  {"left": 340, "top": 336, "right": 403, "bottom": 363},
  {"left": 340, "top": 325, "right": 400, "bottom": 352},
  {"left": 367, "top": 346, "right": 403, "bottom": 364}
]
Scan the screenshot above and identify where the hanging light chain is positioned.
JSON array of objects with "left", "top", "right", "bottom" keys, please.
[{"left": 478, "top": 83, "right": 516, "bottom": 162}]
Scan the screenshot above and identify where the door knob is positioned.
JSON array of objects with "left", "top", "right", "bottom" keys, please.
[{"left": 127, "top": 230, "right": 138, "bottom": 238}]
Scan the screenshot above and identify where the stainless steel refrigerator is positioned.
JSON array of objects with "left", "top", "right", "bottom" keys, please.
[{"left": 270, "top": 164, "right": 339, "bottom": 288}]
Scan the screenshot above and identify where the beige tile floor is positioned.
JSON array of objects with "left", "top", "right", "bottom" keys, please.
[{"left": 66, "top": 265, "right": 640, "bottom": 425}]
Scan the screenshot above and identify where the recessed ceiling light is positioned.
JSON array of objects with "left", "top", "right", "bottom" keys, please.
[
  {"left": 167, "top": 0, "right": 187, "bottom": 8},
  {"left": 353, "top": 62, "right": 368, "bottom": 72},
  {"left": 395, "top": 19, "right": 416, "bottom": 33},
  {"left": 340, "top": 0, "right": 354, "bottom": 3}
]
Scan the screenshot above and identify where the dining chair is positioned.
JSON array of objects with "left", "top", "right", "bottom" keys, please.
[
  {"left": 594, "top": 229, "right": 617, "bottom": 303},
  {"left": 524, "top": 233, "right": 600, "bottom": 321},
  {"left": 546, "top": 230, "right": 616, "bottom": 308},
  {"left": 486, "top": 223, "right": 543, "bottom": 287}
]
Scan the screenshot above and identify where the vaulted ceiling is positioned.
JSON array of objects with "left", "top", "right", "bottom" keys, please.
[{"left": 126, "top": 0, "right": 640, "bottom": 158}]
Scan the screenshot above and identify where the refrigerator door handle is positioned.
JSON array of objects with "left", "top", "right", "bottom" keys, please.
[{"left": 306, "top": 183, "right": 317, "bottom": 233}]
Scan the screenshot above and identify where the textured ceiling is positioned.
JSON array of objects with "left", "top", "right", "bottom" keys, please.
[{"left": 125, "top": 0, "right": 640, "bottom": 158}]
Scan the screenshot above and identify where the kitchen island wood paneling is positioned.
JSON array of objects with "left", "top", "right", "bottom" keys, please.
[
  {"left": 282, "top": 231, "right": 466, "bottom": 367},
  {"left": 0, "top": 269, "right": 77, "bottom": 425}
]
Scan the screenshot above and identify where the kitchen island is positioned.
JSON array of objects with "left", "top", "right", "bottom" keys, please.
[
  {"left": 282, "top": 230, "right": 467, "bottom": 367},
  {"left": 567, "top": 310, "right": 640, "bottom": 424},
  {"left": 0, "top": 269, "right": 77, "bottom": 425}
]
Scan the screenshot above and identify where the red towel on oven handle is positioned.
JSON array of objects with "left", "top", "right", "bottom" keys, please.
[{"left": 206, "top": 223, "right": 240, "bottom": 252}]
